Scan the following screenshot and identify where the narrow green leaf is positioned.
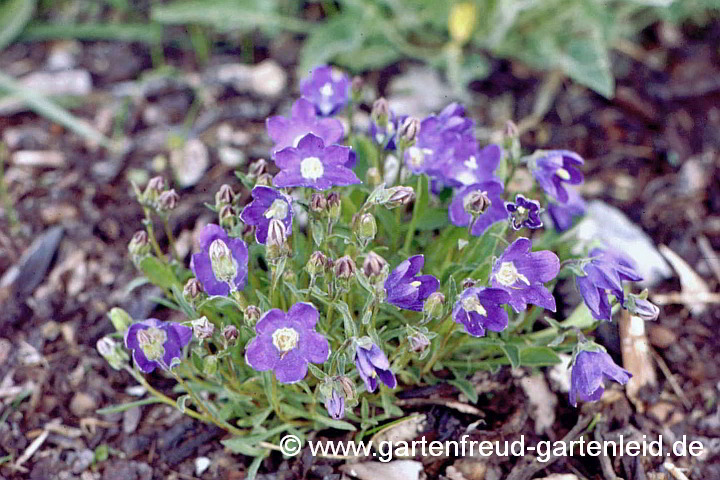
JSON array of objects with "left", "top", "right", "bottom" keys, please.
[
  {"left": 0, "top": 0, "right": 36, "bottom": 51},
  {"left": 96, "top": 397, "right": 163, "bottom": 415},
  {"left": 449, "top": 378, "right": 479, "bottom": 404},
  {"left": 501, "top": 344, "right": 520, "bottom": 369}
]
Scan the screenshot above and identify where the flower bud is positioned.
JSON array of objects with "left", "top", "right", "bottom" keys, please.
[
  {"left": 209, "top": 238, "right": 237, "bottom": 285},
  {"left": 463, "top": 190, "right": 491, "bottom": 216},
  {"left": 143, "top": 176, "right": 165, "bottom": 202},
  {"left": 219, "top": 205, "right": 237, "bottom": 229},
  {"left": 267, "top": 218, "right": 287, "bottom": 248},
  {"left": 448, "top": 2, "right": 477, "bottom": 45},
  {"left": 307, "top": 251, "right": 328, "bottom": 278},
  {"left": 183, "top": 278, "right": 204, "bottom": 303},
  {"left": 327, "top": 192, "right": 342, "bottom": 223},
  {"left": 97, "top": 336, "right": 129, "bottom": 370},
  {"left": 462, "top": 278, "right": 476, "bottom": 290},
  {"left": 363, "top": 251, "right": 388, "bottom": 280},
  {"left": 423, "top": 292, "right": 445, "bottom": 320},
  {"left": 310, "top": 193, "right": 327, "bottom": 214},
  {"left": 385, "top": 186, "right": 415, "bottom": 209},
  {"left": 192, "top": 316, "right": 214, "bottom": 340},
  {"left": 222, "top": 325, "right": 239, "bottom": 343},
  {"left": 255, "top": 173, "right": 273, "bottom": 187},
  {"left": 355, "top": 213, "right": 377, "bottom": 244},
  {"left": 324, "top": 388, "right": 345, "bottom": 420},
  {"left": 371, "top": 98, "right": 390, "bottom": 127},
  {"left": 248, "top": 159, "right": 268, "bottom": 178},
  {"left": 625, "top": 295, "right": 660, "bottom": 321},
  {"left": 215, "top": 184, "right": 236, "bottom": 208},
  {"left": 366, "top": 167, "right": 382, "bottom": 187},
  {"left": 409, "top": 332, "right": 430, "bottom": 353},
  {"left": 338, "top": 375, "right": 355, "bottom": 401},
  {"left": 244, "top": 305, "right": 262, "bottom": 326},
  {"left": 157, "top": 189, "right": 179, "bottom": 211},
  {"left": 128, "top": 230, "right": 150, "bottom": 257},
  {"left": 108, "top": 307, "right": 133, "bottom": 333},
  {"left": 398, "top": 117, "right": 420, "bottom": 144},
  {"left": 334, "top": 255, "right": 356, "bottom": 281}
]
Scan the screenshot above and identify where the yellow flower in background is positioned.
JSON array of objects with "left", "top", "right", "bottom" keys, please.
[{"left": 448, "top": 2, "right": 477, "bottom": 45}]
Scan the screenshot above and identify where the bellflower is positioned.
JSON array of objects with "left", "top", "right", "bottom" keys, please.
[
  {"left": 324, "top": 388, "right": 345, "bottom": 419},
  {"left": 384, "top": 255, "right": 440, "bottom": 311},
  {"left": 273, "top": 134, "right": 360, "bottom": 190},
  {"left": 575, "top": 248, "right": 643, "bottom": 321},
  {"left": 125, "top": 319, "right": 192, "bottom": 373},
  {"left": 244, "top": 303, "right": 330, "bottom": 384},
  {"left": 354, "top": 342, "right": 396, "bottom": 393},
  {"left": 569, "top": 350, "right": 631, "bottom": 407},
  {"left": 300, "top": 65, "right": 350, "bottom": 116},
  {"left": 191, "top": 224, "right": 249, "bottom": 296},
  {"left": 240, "top": 186, "right": 293, "bottom": 244},
  {"left": 490, "top": 237, "right": 560, "bottom": 312},
  {"left": 530, "top": 150, "right": 584, "bottom": 203},
  {"left": 449, "top": 181, "right": 509, "bottom": 236},
  {"left": 452, "top": 287, "right": 511, "bottom": 337},
  {"left": 505, "top": 194, "right": 543, "bottom": 230},
  {"left": 548, "top": 187, "right": 586, "bottom": 232},
  {"left": 444, "top": 143, "right": 502, "bottom": 187},
  {"left": 266, "top": 98, "right": 344, "bottom": 156}
]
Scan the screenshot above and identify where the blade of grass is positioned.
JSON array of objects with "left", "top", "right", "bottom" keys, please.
[
  {"left": 19, "top": 22, "right": 163, "bottom": 44},
  {"left": 0, "top": 72, "right": 112, "bottom": 149},
  {"left": 0, "top": 0, "right": 36, "bottom": 51}
]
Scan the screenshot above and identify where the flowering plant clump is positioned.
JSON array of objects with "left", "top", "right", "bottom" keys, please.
[{"left": 100, "top": 64, "right": 658, "bottom": 476}]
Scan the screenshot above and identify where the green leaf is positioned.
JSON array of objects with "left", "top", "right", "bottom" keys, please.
[
  {"left": 311, "top": 219, "right": 325, "bottom": 247},
  {"left": 20, "top": 22, "right": 163, "bottom": 44},
  {"left": 449, "top": 378, "right": 479, "bottom": 404},
  {"left": 297, "top": 13, "right": 363, "bottom": 74},
  {"left": 196, "top": 295, "right": 242, "bottom": 325},
  {"left": 333, "top": 300, "right": 357, "bottom": 338},
  {"left": 415, "top": 208, "right": 450, "bottom": 231},
  {"left": 0, "top": 0, "right": 36, "bottom": 51},
  {"left": 176, "top": 394, "right": 190, "bottom": 413},
  {"left": 96, "top": 397, "right": 163, "bottom": 415},
  {"left": 138, "top": 256, "right": 180, "bottom": 290},
  {"left": 500, "top": 344, "right": 520, "bottom": 369},
  {"left": 519, "top": 346, "right": 562, "bottom": 366}
]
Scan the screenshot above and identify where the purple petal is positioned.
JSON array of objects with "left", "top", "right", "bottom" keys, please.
[
  {"left": 274, "top": 349, "right": 308, "bottom": 384},
  {"left": 132, "top": 348, "right": 157, "bottom": 373},
  {"left": 299, "top": 330, "right": 330, "bottom": 364},
  {"left": 376, "top": 368, "right": 397, "bottom": 389},
  {"left": 287, "top": 302, "right": 319, "bottom": 329},
  {"left": 245, "top": 334, "right": 279, "bottom": 371},
  {"left": 198, "top": 224, "right": 228, "bottom": 250},
  {"left": 191, "top": 252, "right": 229, "bottom": 296},
  {"left": 274, "top": 147, "right": 302, "bottom": 169}
]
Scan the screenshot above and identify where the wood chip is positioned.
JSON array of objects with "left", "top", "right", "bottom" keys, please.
[
  {"left": 619, "top": 311, "right": 657, "bottom": 410},
  {"left": 658, "top": 244, "right": 711, "bottom": 315}
]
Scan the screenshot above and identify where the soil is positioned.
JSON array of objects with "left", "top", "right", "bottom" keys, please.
[{"left": 1, "top": 17, "right": 719, "bottom": 480}]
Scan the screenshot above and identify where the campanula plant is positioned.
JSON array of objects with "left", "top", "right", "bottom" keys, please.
[{"left": 100, "top": 64, "right": 659, "bottom": 477}]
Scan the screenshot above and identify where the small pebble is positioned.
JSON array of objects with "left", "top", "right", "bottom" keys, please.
[{"left": 70, "top": 392, "right": 98, "bottom": 417}]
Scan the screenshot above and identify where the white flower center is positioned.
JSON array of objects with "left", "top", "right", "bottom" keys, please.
[
  {"left": 495, "top": 261, "right": 530, "bottom": 287},
  {"left": 272, "top": 327, "right": 299, "bottom": 353},
  {"left": 209, "top": 239, "right": 238, "bottom": 285},
  {"left": 463, "top": 155, "right": 478, "bottom": 170},
  {"left": 516, "top": 206, "right": 527, "bottom": 215},
  {"left": 407, "top": 147, "right": 432, "bottom": 168},
  {"left": 462, "top": 296, "right": 487, "bottom": 316},
  {"left": 320, "top": 82, "right": 334, "bottom": 97},
  {"left": 264, "top": 198, "right": 289, "bottom": 220},
  {"left": 300, "top": 156, "right": 324, "bottom": 180},
  {"left": 457, "top": 172, "right": 477, "bottom": 186},
  {"left": 138, "top": 327, "right": 167, "bottom": 361},
  {"left": 410, "top": 280, "right": 422, "bottom": 288},
  {"left": 555, "top": 167, "right": 571, "bottom": 181}
]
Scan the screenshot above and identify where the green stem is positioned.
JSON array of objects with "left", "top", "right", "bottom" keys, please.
[
  {"left": 162, "top": 216, "right": 179, "bottom": 260},
  {"left": 402, "top": 175, "right": 423, "bottom": 254},
  {"left": 142, "top": 207, "right": 165, "bottom": 260},
  {"left": 421, "top": 315, "right": 456, "bottom": 375},
  {"left": 0, "top": 144, "right": 19, "bottom": 233}
]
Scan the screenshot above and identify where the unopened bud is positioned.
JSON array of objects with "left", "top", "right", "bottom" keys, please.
[
  {"left": 363, "top": 251, "right": 388, "bottom": 279},
  {"left": 108, "top": 308, "right": 132, "bottom": 333},
  {"left": 183, "top": 278, "right": 204, "bottom": 302},
  {"left": 385, "top": 186, "right": 415, "bottom": 209},
  {"left": 463, "top": 190, "right": 491, "bottom": 216},
  {"left": 255, "top": 173, "right": 273, "bottom": 187},
  {"left": 424, "top": 292, "right": 445, "bottom": 320},
  {"left": 244, "top": 305, "right": 262, "bottom": 325},
  {"left": 192, "top": 316, "right": 214, "bottom": 339},
  {"left": 327, "top": 192, "right": 342, "bottom": 222},
  {"left": 157, "top": 189, "right": 179, "bottom": 211},
  {"left": 97, "top": 336, "right": 129, "bottom": 370},
  {"left": 267, "top": 218, "right": 287, "bottom": 247},
  {"left": 219, "top": 205, "right": 236, "bottom": 229},
  {"left": 144, "top": 176, "right": 165, "bottom": 201},
  {"left": 338, "top": 375, "right": 355, "bottom": 401},
  {"left": 128, "top": 231, "right": 150, "bottom": 257},
  {"left": 334, "top": 255, "right": 356, "bottom": 281},
  {"left": 371, "top": 98, "right": 390, "bottom": 127},
  {"left": 215, "top": 184, "right": 235, "bottom": 207},
  {"left": 310, "top": 193, "right": 327, "bottom": 214},
  {"left": 355, "top": 213, "right": 377, "bottom": 243},
  {"left": 307, "top": 251, "right": 328, "bottom": 278},
  {"left": 222, "top": 325, "right": 239, "bottom": 343},
  {"left": 625, "top": 295, "right": 660, "bottom": 321},
  {"left": 209, "top": 239, "right": 237, "bottom": 285},
  {"left": 409, "top": 332, "right": 430, "bottom": 353},
  {"left": 248, "top": 159, "right": 268, "bottom": 178},
  {"left": 398, "top": 117, "right": 420, "bottom": 144}
]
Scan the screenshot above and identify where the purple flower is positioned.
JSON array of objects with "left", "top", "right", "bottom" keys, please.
[
  {"left": 191, "top": 224, "right": 249, "bottom": 296},
  {"left": 266, "top": 98, "right": 344, "bottom": 156},
  {"left": 354, "top": 342, "right": 396, "bottom": 393},
  {"left": 443, "top": 143, "right": 502, "bottom": 187},
  {"left": 404, "top": 103, "right": 475, "bottom": 179},
  {"left": 244, "top": 302, "right": 330, "bottom": 384},
  {"left": 240, "top": 186, "right": 293, "bottom": 244},
  {"left": 384, "top": 255, "right": 440, "bottom": 311},
  {"left": 452, "top": 287, "right": 511, "bottom": 337},
  {"left": 575, "top": 248, "right": 643, "bottom": 321},
  {"left": 490, "top": 237, "right": 560, "bottom": 312},
  {"left": 547, "top": 187, "right": 586, "bottom": 232},
  {"left": 505, "top": 194, "right": 544, "bottom": 230},
  {"left": 273, "top": 134, "right": 360, "bottom": 190},
  {"left": 449, "top": 181, "right": 509, "bottom": 236},
  {"left": 531, "top": 150, "right": 584, "bottom": 203},
  {"left": 369, "top": 112, "right": 406, "bottom": 150},
  {"left": 300, "top": 65, "right": 350, "bottom": 116},
  {"left": 125, "top": 319, "right": 192, "bottom": 373},
  {"left": 325, "top": 388, "right": 345, "bottom": 419},
  {"left": 570, "top": 350, "right": 631, "bottom": 407}
]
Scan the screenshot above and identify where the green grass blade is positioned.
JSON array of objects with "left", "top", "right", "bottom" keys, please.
[
  {"left": 20, "top": 22, "right": 163, "bottom": 44},
  {"left": 0, "top": 0, "right": 36, "bottom": 51}
]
